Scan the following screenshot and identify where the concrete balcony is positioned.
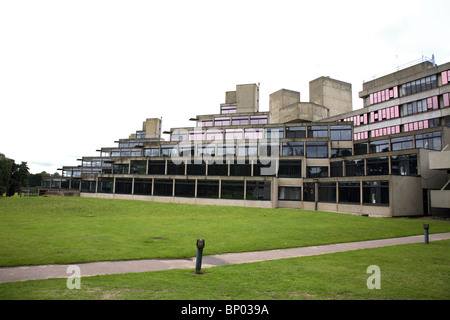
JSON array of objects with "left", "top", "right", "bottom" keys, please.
[
  {"left": 430, "top": 190, "right": 450, "bottom": 208},
  {"left": 429, "top": 149, "right": 450, "bottom": 170}
]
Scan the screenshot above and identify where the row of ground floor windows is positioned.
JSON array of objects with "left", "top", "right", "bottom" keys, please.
[
  {"left": 77, "top": 178, "right": 389, "bottom": 205},
  {"left": 279, "top": 181, "right": 389, "bottom": 205},
  {"left": 82, "top": 179, "right": 272, "bottom": 201}
]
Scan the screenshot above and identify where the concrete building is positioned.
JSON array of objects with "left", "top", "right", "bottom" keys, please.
[{"left": 43, "top": 57, "right": 450, "bottom": 217}]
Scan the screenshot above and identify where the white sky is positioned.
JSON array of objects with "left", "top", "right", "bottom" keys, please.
[{"left": 1, "top": 0, "right": 450, "bottom": 174}]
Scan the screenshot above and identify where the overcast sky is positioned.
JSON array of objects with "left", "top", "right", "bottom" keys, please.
[{"left": 1, "top": 0, "right": 450, "bottom": 174}]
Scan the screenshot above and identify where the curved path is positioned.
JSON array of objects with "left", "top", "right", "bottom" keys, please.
[{"left": 1, "top": 233, "right": 449, "bottom": 284}]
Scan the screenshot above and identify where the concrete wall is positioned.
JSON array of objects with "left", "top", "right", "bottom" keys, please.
[
  {"left": 236, "top": 84, "right": 259, "bottom": 113},
  {"left": 309, "top": 77, "right": 352, "bottom": 117},
  {"left": 391, "top": 175, "right": 423, "bottom": 216},
  {"left": 80, "top": 192, "right": 273, "bottom": 208}
]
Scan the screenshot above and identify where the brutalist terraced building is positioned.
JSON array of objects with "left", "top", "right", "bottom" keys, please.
[{"left": 42, "top": 58, "right": 450, "bottom": 217}]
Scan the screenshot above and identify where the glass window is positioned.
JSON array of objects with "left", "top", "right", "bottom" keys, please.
[
  {"left": 206, "top": 129, "right": 223, "bottom": 141},
  {"left": 244, "top": 128, "right": 263, "bottom": 140},
  {"left": 330, "top": 125, "right": 352, "bottom": 141},
  {"left": 318, "top": 182, "right": 336, "bottom": 202},
  {"left": 391, "top": 154, "right": 418, "bottom": 176},
  {"left": 246, "top": 181, "right": 271, "bottom": 201},
  {"left": 369, "top": 139, "right": 389, "bottom": 153},
  {"left": 214, "top": 117, "right": 230, "bottom": 126},
  {"left": 225, "top": 129, "right": 243, "bottom": 140},
  {"left": 282, "top": 142, "right": 304, "bottom": 156},
  {"left": 391, "top": 136, "right": 413, "bottom": 151},
  {"left": 81, "top": 180, "right": 96, "bottom": 193},
  {"left": 253, "top": 160, "right": 276, "bottom": 177},
  {"left": 98, "top": 178, "right": 114, "bottom": 194},
  {"left": 197, "top": 180, "right": 219, "bottom": 198},
  {"left": 307, "top": 126, "right": 328, "bottom": 138},
  {"left": 221, "top": 180, "right": 244, "bottom": 199},
  {"left": 113, "top": 164, "right": 129, "bottom": 174},
  {"left": 238, "top": 142, "right": 258, "bottom": 157},
  {"left": 250, "top": 115, "right": 268, "bottom": 125},
  {"left": 189, "top": 129, "right": 205, "bottom": 141},
  {"left": 144, "top": 148, "right": 160, "bottom": 157},
  {"left": 197, "top": 144, "right": 216, "bottom": 157},
  {"left": 153, "top": 179, "right": 173, "bottom": 196},
  {"left": 286, "top": 126, "right": 306, "bottom": 138},
  {"left": 339, "top": 182, "right": 360, "bottom": 203},
  {"left": 363, "top": 181, "right": 389, "bottom": 205},
  {"left": 278, "top": 187, "right": 301, "bottom": 201},
  {"left": 259, "top": 142, "right": 280, "bottom": 157},
  {"left": 148, "top": 160, "right": 165, "bottom": 175},
  {"left": 207, "top": 161, "right": 228, "bottom": 176},
  {"left": 161, "top": 145, "right": 177, "bottom": 157},
  {"left": 415, "top": 131, "right": 441, "bottom": 150},
  {"left": 265, "top": 127, "right": 284, "bottom": 139},
  {"left": 221, "top": 106, "right": 236, "bottom": 114},
  {"left": 175, "top": 179, "right": 195, "bottom": 197},
  {"left": 366, "top": 157, "right": 389, "bottom": 175},
  {"left": 134, "top": 178, "right": 152, "bottom": 195},
  {"left": 330, "top": 161, "right": 343, "bottom": 177},
  {"left": 167, "top": 161, "right": 185, "bottom": 175},
  {"left": 278, "top": 160, "right": 302, "bottom": 178},
  {"left": 307, "top": 166, "right": 328, "bottom": 178},
  {"left": 354, "top": 143, "right": 368, "bottom": 155},
  {"left": 231, "top": 116, "right": 248, "bottom": 126},
  {"left": 303, "top": 183, "right": 315, "bottom": 202},
  {"left": 130, "top": 160, "right": 147, "bottom": 174},
  {"left": 306, "top": 141, "right": 328, "bottom": 158},
  {"left": 179, "top": 144, "right": 194, "bottom": 157},
  {"left": 230, "top": 161, "right": 251, "bottom": 177},
  {"left": 345, "top": 159, "right": 365, "bottom": 176},
  {"left": 187, "top": 163, "right": 206, "bottom": 176},
  {"left": 331, "top": 148, "right": 352, "bottom": 158},
  {"left": 115, "top": 178, "right": 132, "bottom": 194},
  {"left": 217, "top": 143, "right": 236, "bottom": 156}
]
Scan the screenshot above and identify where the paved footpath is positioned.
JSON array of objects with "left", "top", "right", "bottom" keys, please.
[{"left": 1, "top": 233, "right": 449, "bottom": 284}]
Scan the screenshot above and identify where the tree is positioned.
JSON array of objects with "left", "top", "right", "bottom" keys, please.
[{"left": 0, "top": 154, "right": 13, "bottom": 196}]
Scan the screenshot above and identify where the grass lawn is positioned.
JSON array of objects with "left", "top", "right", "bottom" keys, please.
[
  {"left": 0, "top": 197, "right": 449, "bottom": 267},
  {"left": 0, "top": 240, "right": 448, "bottom": 300}
]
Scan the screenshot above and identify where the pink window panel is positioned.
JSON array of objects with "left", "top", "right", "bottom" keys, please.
[
  {"left": 418, "top": 121, "right": 423, "bottom": 130},
  {"left": 370, "top": 94, "right": 374, "bottom": 105},
  {"left": 393, "top": 86, "right": 398, "bottom": 98},
  {"left": 424, "top": 121, "right": 429, "bottom": 129},
  {"left": 378, "top": 110, "right": 383, "bottom": 120},
  {"left": 427, "top": 98, "right": 433, "bottom": 109},
  {"left": 413, "top": 122, "right": 419, "bottom": 131},
  {"left": 370, "top": 112, "right": 375, "bottom": 122},
  {"left": 444, "top": 93, "right": 450, "bottom": 107},
  {"left": 409, "top": 123, "right": 414, "bottom": 131},
  {"left": 443, "top": 71, "right": 448, "bottom": 85},
  {"left": 364, "top": 132, "right": 368, "bottom": 139},
  {"left": 385, "top": 89, "right": 390, "bottom": 100},
  {"left": 432, "top": 96, "right": 439, "bottom": 109},
  {"left": 354, "top": 133, "right": 358, "bottom": 140},
  {"left": 404, "top": 125, "right": 408, "bottom": 132},
  {"left": 382, "top": 108, "right": 386, "bottom": 119},
  {"left": 396, "top": 125, "right": 400, "bottom": 133},
  {"left": 378, "top": 91, "right": 382, "bottom": 103},
  {"left": 387, "top": 127, "right": 391, "bottom": 134},
  {"left": 394, "top": 105, "right": 399, "bottom": 117},
  {"left": 381, "top": 90, "right": 385, "bottom": 101},
  {"left": 389, "top": 89, "right": 394, "bottom": 98},
  {"left": 363, "top": 113, "right": 368, "bottom": 124},
  {"left": 382, "top": 128, "right": 387, "bottom": 136},
  {"left": 356, "top": 116, "right": 360, "bottom": 126}
]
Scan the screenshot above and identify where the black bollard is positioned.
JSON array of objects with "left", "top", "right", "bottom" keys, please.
[
  {"left": 195, "top": 239, "right": 205, "bottom": 274},
  {"left": 423, "top": 223, "right": 429, "bottom": 244}
]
